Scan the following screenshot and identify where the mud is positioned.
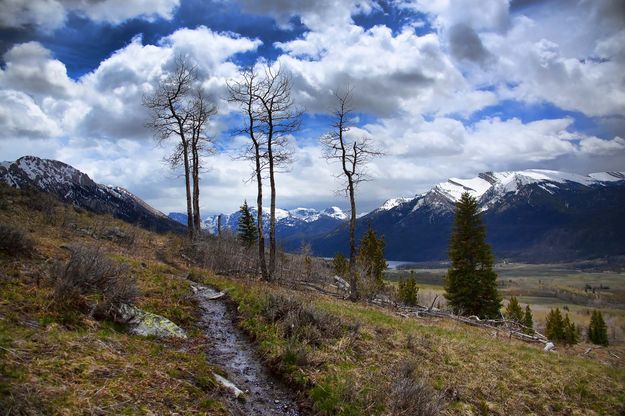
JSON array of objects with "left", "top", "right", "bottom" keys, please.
[{"left": 194, "top": 285, "right": 303, "bottom": 416}]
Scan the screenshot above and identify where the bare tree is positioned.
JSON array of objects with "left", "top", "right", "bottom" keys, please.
[
  {"left": 227, "top": 67, "right": 269, "bottom": 280},
  {"left": 189, "top": 90, "right": 217, "bottom": 234},
  {"left": 254, "top": 66, "right": 302, "bottom": 277},
  {"left": 143, "top": 56, "right": 215, "bottom": 238},
  {"left": 321, "top": 87, "right": 382, "bottom": 300}
]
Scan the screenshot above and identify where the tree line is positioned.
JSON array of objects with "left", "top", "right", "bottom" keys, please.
[{"left": 143, "top": 57, "right": 381, "bottom": 284}]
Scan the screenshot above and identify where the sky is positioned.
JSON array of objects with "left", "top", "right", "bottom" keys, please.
[{"left": 0, "top": 0, "right": 624, "bottom": 215}]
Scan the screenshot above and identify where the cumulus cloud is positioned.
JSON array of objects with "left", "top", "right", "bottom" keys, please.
[
  {"left": 0, "top": 0, "right": 180, "bottom": 31},
  {"left": 234, "top": 0, "right": 377, "bottom": 30}
]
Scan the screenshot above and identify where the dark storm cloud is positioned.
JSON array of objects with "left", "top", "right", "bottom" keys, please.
[{"left": 448, "top": 23, "right": 493, "bottom": 65}]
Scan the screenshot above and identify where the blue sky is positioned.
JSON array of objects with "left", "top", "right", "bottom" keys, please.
[{"left": 0, "top": 0, "right": 624, "bottom": 215}]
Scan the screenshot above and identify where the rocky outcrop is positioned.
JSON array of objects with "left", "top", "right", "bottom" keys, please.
[{"left": 117, "top": 304, "right": 187, "bottom": 339}]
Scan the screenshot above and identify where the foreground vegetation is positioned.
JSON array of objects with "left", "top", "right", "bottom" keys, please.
[
  {"left": 0, "top": 186, "right": 227, "bottom": 414},
  {"left": 2, "top": 185, "right": 625, "bottom": 415}
]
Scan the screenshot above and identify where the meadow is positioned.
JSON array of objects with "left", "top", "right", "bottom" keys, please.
[{"left": 386, "top": 262, "right": 625, "bottom": 344}]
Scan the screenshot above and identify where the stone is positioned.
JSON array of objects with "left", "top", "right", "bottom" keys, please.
[{"left": 117, "top": 304, "right": 187, "bottom": 339}]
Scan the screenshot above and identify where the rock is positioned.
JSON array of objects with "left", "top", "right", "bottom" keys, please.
[
  {"left": 544, "top": 342, "right": 555, "bottom": 352},
  {"left": 117, "top": 304, "right": 187, "bottom": 339},
  {"left": 333, "top": 275, "right": 350, "bottom": 291},
  {"left": 213, "top": 373, "right": 244, "bottom": 398}
]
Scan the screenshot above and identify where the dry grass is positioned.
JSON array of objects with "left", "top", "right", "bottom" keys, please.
[
  {"left": 202, "top": 274, "right": 625, "bottom": 416},
  {"left": 0, "top": 185, "right": 229, "bottom": 415}
]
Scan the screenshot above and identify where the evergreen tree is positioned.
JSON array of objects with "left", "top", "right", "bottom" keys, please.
[
  {"left": 563, "top": 314, "right": 579, "bottom": 345},
  {"left": 588, "top": 310, "right": 609, "bottom": 346},
  {"left": 522, "top": 305, "right": 534, "bottom": 334},
  {"left": 237, "top": 200, "right": 258, "bottom": 248},
  {"left": 357, "top": 225, "right": 387, "bottom": 291},
  {"left": 545, "top": 308, "right": 565, "bottom": 342},
  {"left": 444, "top": 192, "right": 502, "bottom": 318},
  {"left": 398, "top": 272, "right": 419, "bottom": 306},
  {"left": 505, "top": 296, "right": 524, "bottom": 323},
  {"left": 332, "top": 252, "right": 349, "bottom": 278}
]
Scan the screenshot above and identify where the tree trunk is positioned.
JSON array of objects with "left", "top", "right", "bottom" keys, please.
[
  {"left": 348, "top": 176, "right": 358, "bottom": 300},
  {"left": 268, "top": 135, "right": 276, "bottom": 279},
  {"left": 255, "top": 144, "right": 269, "bottom": 281},
  {"left": 192, "top": 145, "right": 201, "bottom": 234},
  {"left": 182, "top": 140, "right": 193, "bottom": 239}
]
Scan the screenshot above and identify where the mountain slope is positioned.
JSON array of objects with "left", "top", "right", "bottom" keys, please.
[
  {"left": 1, "top": 156, "right": 184, "bottom": 233},
  {"left": 308, "top": 169, "right": 625, "bottom": 262},
  {"left": 169, "top": 206, "right": 348, "bottom": 244}
]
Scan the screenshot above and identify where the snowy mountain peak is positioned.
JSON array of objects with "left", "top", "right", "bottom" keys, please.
[
  {"left": 322, "top": 206, "right": 348, "bottom": 220},
  {"left": 378, "top": 197, "right": 412, "bottom": 211},
  {"left": 430, "top": 169, "right": 623, "bottom": 206}
]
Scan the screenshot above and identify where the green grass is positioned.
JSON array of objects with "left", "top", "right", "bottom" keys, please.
[{"left": 201, "top": 274, "right": 625, "bottom": 416}]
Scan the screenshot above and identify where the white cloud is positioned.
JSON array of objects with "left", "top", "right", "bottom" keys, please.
[
  {"left": 0, "top": 90, "right": 62, "bottom": 139},
  {"left": 234, "top": 0, "right": 377, "bottom": 30},
  {"left": 0, "top": 0, "right": 180, "bottom": 31}
]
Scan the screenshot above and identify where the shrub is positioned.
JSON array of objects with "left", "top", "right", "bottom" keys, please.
[
  {"left": 263, "top": 294, "right": 347, "bottom": 345},
  {"left": 0, "top": 223, "right": 34, "bottom": 256},
  {"left": 398, "top": 272, "right": 419, "bottom": 306},
  {"left": 545, "top": 308, "right": 578, "bottom": 345},
  {"left": 388, "top": 361, "right": 444, "bottom": 416},
  {"left": 51, "top": 244, "right": 137, "bottom": 319},
  {"left": 505, "top": 296, "right": 524, "bottom": 323},
  {"left": 588, "top": 310, "right": 609, "bottom": 346}
]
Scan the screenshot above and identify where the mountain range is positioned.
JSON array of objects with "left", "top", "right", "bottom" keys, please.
[
  {"left": 305, "top": 169, "right": 625, "bottom": 262},
  {"left": 3, "top": 156, "right": 624, "bottom": 262},
  {"left": 0, "top": 156, "right": 184, "bottom": 233}
]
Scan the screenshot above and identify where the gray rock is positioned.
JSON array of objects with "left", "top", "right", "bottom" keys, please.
[{"left": 117, "top": 304, "right": 187, "bottom": 339}]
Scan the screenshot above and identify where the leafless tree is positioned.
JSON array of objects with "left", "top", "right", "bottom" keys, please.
[
  {"left": 189, "top": 90, "right": 217, "bottom": 233},
  {"left": 227, "top": 67, "right": 269, "bottom": 280},
  {"left": 321, "top": 87, "right": 382, "bottom": 300},
  {"left": 254, "top": 66, "right": 302, "bottom": 277},
  {"left": 143, "top": 56, "right": 215, "bottom": 238}
]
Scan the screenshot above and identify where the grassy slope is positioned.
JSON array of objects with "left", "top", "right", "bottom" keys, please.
[
  {"left": 201, "top": 275, "right": 625, "bottom": 416},
  {"left": 2, "top": 185, "right": 625, "bottom": 415},
  {"left": 0, "top": 186, "right": 227, "bottom": 415}
]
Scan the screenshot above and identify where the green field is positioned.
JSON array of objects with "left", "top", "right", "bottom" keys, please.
[{"left": 386, "top": 262, "right": 625, "bottom": 344}]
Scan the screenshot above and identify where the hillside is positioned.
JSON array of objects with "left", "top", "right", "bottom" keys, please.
[
  {"left": 306, "top": 170, "right": 625, "bottom": 262},
  {"left": 1, "top": 156, "right": 184, "bottom": 234},
  {"left": 2, "top": 184, "right": 625, "bottom": 415}
]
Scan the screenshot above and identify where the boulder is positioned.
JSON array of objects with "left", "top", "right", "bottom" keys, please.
[{"left": 117, "top": 304, "right": 187, "bottom": 339}]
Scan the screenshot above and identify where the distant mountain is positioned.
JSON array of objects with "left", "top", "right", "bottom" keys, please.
[
  {"left": 1, "top": 156, "right": 184, "bottom": 233},
  {"left": 307, "top": 169, "right": 625, "bottom": 262},
  {"left": 169, "top": 206, "right": 348, "bottom": 245}
]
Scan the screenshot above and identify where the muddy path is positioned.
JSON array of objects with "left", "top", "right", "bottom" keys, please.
[{"left": 193, "top": 284, "right": 304, "bottom": 416}]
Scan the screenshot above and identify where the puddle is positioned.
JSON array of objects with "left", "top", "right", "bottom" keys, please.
[{"left": 194, "top": 285, "right": 303, "bottom": 416}]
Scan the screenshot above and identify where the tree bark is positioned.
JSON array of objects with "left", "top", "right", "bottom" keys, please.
[
  {"left": 255, "top": 147, "right": 269, "bottom": 280},
  {"left": 267, "top": 121, "right": 276, "bottom": 278},
  {"left": 192, "top": 145, "right": 201, "bottom": 234},
  {"left": 347, "top": 175, "right": 358, "bottom": 300},
  {"left": 182, "top": 140, "right": 193, "bottom": 239}
]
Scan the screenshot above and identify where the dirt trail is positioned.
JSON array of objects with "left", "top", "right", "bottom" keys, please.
[{"left": 194, "top": 284, "right": 303, "bottom": 416}]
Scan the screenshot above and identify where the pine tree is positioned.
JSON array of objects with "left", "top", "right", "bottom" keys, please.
[
  {"left": 237, "top": 200, "right": 258, "bottom": 248},
  {"left": 332, "top": 252, "right": 349, "bottom": 278},
  {"left": 522, "top": 305, "right": 534, "bottom": 334},
  {"left": 588, "top": 310, "right": 609, "bottom": 346},
  {"left": 563, "top": 314, "right": 579, "bottom": 345},
  {"left": 545, "top": 308, "right": 565, "bottom": 341},
  {"left": 505, "top": 296, "right": 524, "bottom": 323},
  {"left": 357, "top": 225, "right": 387, "bottom": 291},
  {"left": 444, "top": 192, "right": 502, "bottom": 318},
  {"left": 398, "top": 271, "right": 419, "bottom": 306}
]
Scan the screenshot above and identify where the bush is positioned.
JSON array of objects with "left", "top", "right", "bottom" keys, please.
[
  {"left": 263, "top": 294, "right": 347, "bottom": 345},
  {"left": 0, "top": 223, "right": 34, "bottom": 256},
  {"left": 388, "top": 361, "right": 444, "bottom": 416},
  {"left": 398, "top": 272, "right": 419, "bottom": 306},
  {"left": 588, "top": 310, "right": 609, "bottom": 346},
  {"left": 51, "top": 244, "right": 138, "bottom": 319}
]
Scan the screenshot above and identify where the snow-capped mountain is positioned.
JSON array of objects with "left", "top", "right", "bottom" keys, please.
[
  {"left": 1, "top": 156, "right": 184, "bottom": 233},
  {"left": 170, "top": 206, "right": 348, "bottom": 242},
  {"left": 307, "top": 169, "right": 625, "bottom": 262}
]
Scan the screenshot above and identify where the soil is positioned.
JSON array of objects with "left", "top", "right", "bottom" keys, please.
[{"left": 194, "top": 284, "right": 304, "bottom": 416}]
